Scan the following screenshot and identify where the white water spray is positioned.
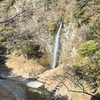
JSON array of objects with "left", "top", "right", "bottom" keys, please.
[{"left": 52, "top": 23, "right": 62, "bottom": 68}]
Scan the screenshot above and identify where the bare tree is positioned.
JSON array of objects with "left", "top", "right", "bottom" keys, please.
[
  {"left": 0, "top": 0, "right": 44, "bottom": 24},
  {"left": 53, "top": 67, "right": 100, "bottom": 100}
]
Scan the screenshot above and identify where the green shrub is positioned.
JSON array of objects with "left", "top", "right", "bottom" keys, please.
[
  {"left": 21, "top": 42, "right": 43, "bottom": 59},
  {"left": 74, "top": 0, "right": 99, "bottom": 26},
  {"left": 78, "top": 40, "right": 100, "bottom": 57},
  {"left": 88, "top": 18, "right": 100, "bottom": 41},
  {"left": 0, "top": 36, "right": 7, "bottom": 55},
  {"left": 46, "top": 18, "right": 60, "bottom": 36},
  {"left": 72, "top": 40, "right": 100, "bottom": 85}
]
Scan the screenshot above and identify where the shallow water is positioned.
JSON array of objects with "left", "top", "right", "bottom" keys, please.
[
  {"left": 26, "top": 86, "right": 52, "bottom": 100},
  {"left": 7, "top": 78, "right": 52, "bottom": 100}
]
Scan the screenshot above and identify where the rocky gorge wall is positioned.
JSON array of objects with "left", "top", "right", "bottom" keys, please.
[{"left": 0, "top": 0, "right": 86, "bottom": 66}]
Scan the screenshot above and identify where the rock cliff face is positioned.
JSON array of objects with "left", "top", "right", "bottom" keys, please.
[
  {"left": 0, "top": 0, "right": 84, "bottom": 66},
  {"left": 0, "top": 0, "right": 91, "bottom": 87}
]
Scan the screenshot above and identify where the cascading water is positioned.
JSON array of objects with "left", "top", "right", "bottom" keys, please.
[{"left": 52, "top": 23, "right": 62, "bottom": 68}]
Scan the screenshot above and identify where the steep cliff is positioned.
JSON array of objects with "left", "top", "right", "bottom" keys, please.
[{"left": 0, "top": 0, "right": 86, "bottom": 65}]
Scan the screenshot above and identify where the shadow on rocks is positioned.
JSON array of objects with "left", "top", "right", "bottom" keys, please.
[
  {"left": 91, "top": 93, "right": 100, "bottom": 100},
  {"left": 0, "top": 55, "right": 13, "bottom": 78},
  {"left": 53, "top": 95, "right": 68, "bottom": 100}
]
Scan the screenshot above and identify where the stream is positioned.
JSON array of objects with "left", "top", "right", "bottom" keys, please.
[{"left": 0, "top": 76, "right": 52, "bottom": 100}]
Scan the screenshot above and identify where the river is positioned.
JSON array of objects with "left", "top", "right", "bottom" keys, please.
[{"left": 0, "top": 77, "right": 52, "bottom": 100}]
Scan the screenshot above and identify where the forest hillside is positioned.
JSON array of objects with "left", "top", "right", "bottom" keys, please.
[{"left": 0, "top": 0, "right": 100, "bottom": 100}]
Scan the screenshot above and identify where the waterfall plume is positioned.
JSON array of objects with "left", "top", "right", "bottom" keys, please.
[{"left": 52, "top": 23, "right": 62, "bottom": 68}]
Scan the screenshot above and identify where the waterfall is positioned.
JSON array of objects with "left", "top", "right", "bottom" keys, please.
[{"left": 52, "top": 23, "right": 62, "bottom": 68}]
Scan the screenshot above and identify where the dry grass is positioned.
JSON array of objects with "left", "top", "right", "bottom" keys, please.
[
  {"left": 38, "top": 67, "right": 95, "bottom": 100},
  {"left": 6, "top": 53, "right": 46, "bottom": 78}
]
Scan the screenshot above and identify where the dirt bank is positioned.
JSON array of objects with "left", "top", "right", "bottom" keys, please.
[{"left": 6, "top": 54, "right": 45, "bottom": 78}]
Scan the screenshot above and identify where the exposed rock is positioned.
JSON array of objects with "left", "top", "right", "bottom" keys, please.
[{"left": 27, "top": 81, "right": 43, "bottom": 88}]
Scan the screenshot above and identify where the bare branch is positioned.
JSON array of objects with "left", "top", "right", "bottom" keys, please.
[
  {"left": 54, "top": 67, "right": 100, "bottom": 100},
  {"left": 57, "top": 75, "right": 100, "bottom": 100},
  {"left": 0, "top": 5, "right": 43, "bottom": 24}
]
